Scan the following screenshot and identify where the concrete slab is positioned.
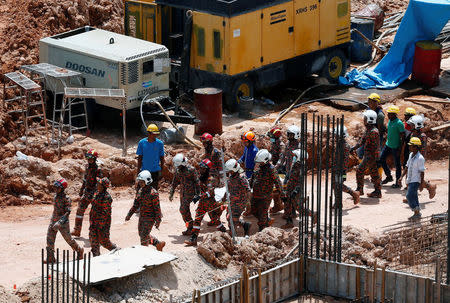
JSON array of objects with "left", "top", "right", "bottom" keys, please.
[
  {"left": 441, "top": 57, "right": 450, "bottom": 71},
  {"left": 57, "top": 245, "right": 177, "bottom": 285}
]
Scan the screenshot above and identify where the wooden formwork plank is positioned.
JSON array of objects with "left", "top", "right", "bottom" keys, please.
[
  {"left": 395, "top": 272, "right": 407, "bottom": 302},
  {"left": 318, "top": 259, "right": 326, "bottom": 294},
  {"left": 406, "top": 275, "right": 418, "bottom": 303},
  {"left": 385, "top": 271, "right": 396, "bottom": 301},
  {"left": 442, "top": 284, "right": 450, "bottom": 303},
  {"left": 356, "top": 267, "right": 361, "bottom": 299},
  {"left": 417, "top": 277, "right": 426, "bottom": 303}
]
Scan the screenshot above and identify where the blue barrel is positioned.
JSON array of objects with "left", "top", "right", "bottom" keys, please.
[{"left": 350, "top": 17, "right": 375, "bottom": 63}]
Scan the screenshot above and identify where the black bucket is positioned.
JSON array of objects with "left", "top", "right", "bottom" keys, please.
[{"left": 238, "top": 96, "right": 253, "bottom": 119}]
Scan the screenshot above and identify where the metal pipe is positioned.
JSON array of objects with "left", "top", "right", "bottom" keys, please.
[
  {"left": 337, "top": 116, "right": 345, "bottom": 262},
  {"left": 333, "top": 118, "right": 339, "bottom": 261},
  {"left": 324, "top": 116, "right": 330, "bottom": 258},
  {"left": 303, "top": 114, "right": 308, "bottom": 257},
  {"left": 67, "top": 251, "right": 70, "bottom": 303}
]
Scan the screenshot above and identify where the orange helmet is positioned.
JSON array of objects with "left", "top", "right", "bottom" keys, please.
[
  {"left": 267, "top": 127, "right": 282, "bottom": 138},
  {"left": 86, "top": 149, "right": 98, "bottom": 159},
  {"left": 200, "top": 133, "right": 213, "bottom": 142},
  {"left": 241, "top": 131, "right": 256, "bottom": 142}
]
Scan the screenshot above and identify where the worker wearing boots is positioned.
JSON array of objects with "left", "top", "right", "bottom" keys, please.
[
  {"left": 402, "top": 115, "right": 436, "bottom": 199},
  {"left": 398, "top": 137, "right": 425, "bottom": 220},
  {"left": 221, "top": 159, "right": 252, "bottom": 237},
  {"left": 185, "top": 159, "right": 226, "bottom": 246},
  {"left": 251, "top": 149, "right": 283, "bottom": 231},
  {"left": 333, "top": 126, "right": 360, "bottom": 205},
  {"left": 126, "top": 170, "right": 165, "bottom": 251},
  {"left": 282, "top": 149, "right": 307, "bottom": 229},
  {"left": 71, "top": 149, "right": 103, "bottom": 237},
  {"left": 239, "top": 131, "right": 258, "bottom": 216},
  {"left": 379, "top": 105, "right": 405, "bottom": 188},
  {"left": 279, "top": 125, "right": 301, "bottom": 180},
  {"left": 169, "top": 153, "right": 201, "bottom": 236},
  {"left": 367, "top": 93, "right": 386, "bottom": 145},
  {"left": 402, "top": 107, "right": 417, "bottom": 168},
  {"left": 45, "top": 179, "right": 84, "bottom": 263},
  {"left": 351, "top": 110, "right": 382, "bottom": 198},
  {"left": 267, "top": 127, "right": 285, "bottom": 214},
  {"left": 89, "top": 177, "right": 118, "bottom": 257}
]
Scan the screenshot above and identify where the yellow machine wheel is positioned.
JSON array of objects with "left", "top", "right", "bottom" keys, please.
[
  {"left": 226, "top": 77, "right": 254, "bottom": 111},
  {"left": 321, "top": 49, "right": 347, "bottom": 83}
]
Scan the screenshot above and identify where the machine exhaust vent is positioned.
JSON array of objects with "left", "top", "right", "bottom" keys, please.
[
  {"left": 120, "top": 63, "right": 126, "bottom": 85},
  {"left": 128, "top": 61, "right": 138, "bottom": 84}
]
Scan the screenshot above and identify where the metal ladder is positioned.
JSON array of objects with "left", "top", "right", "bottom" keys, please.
[
  {"left": 1, "top": 71, "right": 49, "bottom": 143},
  {"left": 57, "top": 95, "right": 89, "bottom": 138}
]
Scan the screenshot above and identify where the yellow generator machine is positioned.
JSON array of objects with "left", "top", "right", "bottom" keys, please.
[{"left": 125, "top": 0, "right": 350, "bottom": 110}]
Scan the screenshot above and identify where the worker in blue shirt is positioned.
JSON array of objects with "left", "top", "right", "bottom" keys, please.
[
  {"left": 238, "top": 131, "right": 259, "bottom": 179},
  {"left": 136, "top": 124, "right": 165, "bottom": 190}
]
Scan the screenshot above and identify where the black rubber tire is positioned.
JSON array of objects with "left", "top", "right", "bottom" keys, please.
[
  {"left": 320, "top": 49, "right": 348, "bottom": 83},
  {"left": 225, "top": 77, "right": 254, "bottom": 112}
]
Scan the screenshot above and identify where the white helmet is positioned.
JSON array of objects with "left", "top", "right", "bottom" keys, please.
[
  {"left": 363, "top": 110, "right": 377, "bottom": 125},
  {"left": 407, "top": 114, "right": 424, "bottom": 130},
  {"left": 292, "top": 149, "right": 309, "bottom": 163},
  {"left": 225, "top": 159, "right": 244, "bottom": 173},
  {"left": 173, "top": 153, "right": 187, "bottom": 167},
  {"left": 287, "top": 125, "right": 301, "bottom": 140},
  {"left": 137, "top": 170, "right": 152, "bottom": 185},
  {"left": 334, "top": 125, "right": 348, "bottom": 138},
  {"left": 255, "top": 149, "right": 272, "bottom": 163}
]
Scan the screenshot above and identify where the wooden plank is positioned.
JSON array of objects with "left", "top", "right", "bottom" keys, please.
[
  {"left": 406, "top": 275, "right": 417, "bottom": 303},
  {"left": 381, "top": 267, "right": 386, "bottom": 303},
  {"left": 417, "top": 277, "right": 426, "bottom": 303},
  {"left": 257, "top": 269, "right": 262, "bottom": 303},
  {"left": 431, "top": 122, "right": 450, "bottom": 132},
  {"left": 371, "top": 262, "right": 377, "bottom": 303},
  {"left": 356, "top": 267, "right": 361, "bottom": 299},
  {"left": 405, "top": 97, "right": 450, "bottom": 104}
]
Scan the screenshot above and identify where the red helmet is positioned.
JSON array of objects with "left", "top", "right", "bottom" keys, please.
[
  {"left": 200, "top": 133, "right": 213, "bottom": 142},
  {"left": 54, "top": 178, "right": 68, "bottom": 189},
  {"left": 267, "top": 127, "right": 282, "bottom": 138},
  {"left": 199, "top": 158, "right": 213, "bottom": 169},
  {"left": 241, "top": 131, "right": 256, "bottom": 142},
  {"left": 97, "top": 177, "right": 111, "bottom": 189},
  {"left": 86, "top": 149, "right": 98, "bottom": 159}
]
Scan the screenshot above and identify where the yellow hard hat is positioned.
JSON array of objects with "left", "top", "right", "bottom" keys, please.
[
  {"left": 368, "top": 93, "right": 381, "bottom": 103},
  {"left": 387, "top": 105, "right": 400, "bottom": 114},
  {"left": 146, "top": 123, "right": 160, "bottom": 134},
  {"left": 404, "top": 107, "right": 416, "bottom": 115},
  {"left": 408, "top": 137, "right": 422, "bottom": 146}
]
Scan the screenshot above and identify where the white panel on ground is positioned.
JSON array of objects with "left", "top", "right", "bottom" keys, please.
[{"left": 58, "top": 245, "right": 177, "bottom": 285}]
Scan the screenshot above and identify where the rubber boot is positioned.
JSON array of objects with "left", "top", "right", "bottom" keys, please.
[
  {"left": 243, "top": 222, "right": 251, "bottom": 236},
  {"left": 44, "top": 247, "right": 55, "bottom": 264},
  {"left": 155, "top": 240, "right": 166, "bottom": 251},
  {"left": 351, "top": 191, "right": 360, "bottom": 205},
  {"left": 217, "top": 224, "right": 227, "bottom": 232},
  {"left": 426, "top": 182, "right": 437, "bottom": 199},
  {"left": 367, "top": 190, "right": 382, "bottom": 198},
  {"left": 71, "top": 217, "right": 82, "bottom": 237},
  {"left": 355, "top": 187, "right": 364, "bottom": 196},
  {"left": 184, "top": 233, "right": 198, "bottom": 246},
  {"left": 281, "top": 220, "right": 294, "bottom": 229},
  {"left": 270, "top": 191, "right": 283, "bottom": 214},
  {"left": 381, "top": 175, "right": 393, "bottom": 185},
  {"left": 182, "top": 227, "right": 193, "bottom": 236}
]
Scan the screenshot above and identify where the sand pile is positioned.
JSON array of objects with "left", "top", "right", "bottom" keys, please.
[{"left": 0, "top": 285, "right": 20, "bottom": 303}]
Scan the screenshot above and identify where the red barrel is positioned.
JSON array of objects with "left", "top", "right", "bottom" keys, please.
[
  {"left": 412, "top": 41, "right": 442, "bottom": 88},
  {"left": 194, "top": 87, "right": 223, "bottom": 135}
]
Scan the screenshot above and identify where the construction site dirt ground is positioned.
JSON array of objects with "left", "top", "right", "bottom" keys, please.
[{"left": 0, "top": 96, "right": 449, "bottom": 298}]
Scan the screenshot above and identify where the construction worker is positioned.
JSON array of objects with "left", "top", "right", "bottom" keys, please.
[
  {"left": 45, "top": 179, "right": 84, "bottom": 263},
  {"left": 379, "top": 105, "right": 405, "bottom": 188},
  {"left": 222, "top": 159, "right": 252, "bottom": 236},
  {"left": 71, "top": 149, "right": 103, "bottom": 237},
  {"left": 238, "top": 131, "right": 259, "bottom": 179},
  {"left": 282, "top": 149, "right": 307, "bottom": 229},
  {"left": 367, "top": 93, "right": 386, "bottom": 144},
  {"left": 251, "top": 149, "right": 283, "bottom": 231},
  {"left": 404, "top": 115, "right": 437, "bottom": 199},
  {"left": 402, "top": 107, "right": 417, "bottom": 168},
  {"left": 126, "top": 170, "right": 166, "bottom": 251},
  {"left": 333, "top": 126, "right": 360, "bottom": 205},
  {"left": 267, "top": 126, "right": 285, "bottom": 214},
  {"left": 398, "top": 137, "right": 425, "bottom": 220},
  {"left": 351, "top": 110, "right": 382, "bottom": 198},
  {"left": 185, "top": 159, "right": 226, "bottom": 246},
  {"left": 279, "top": 125, "right": 301, "bottom": 180},
  {"left": 89, "top": 177, "right": 118, "bottom": 256},
  {"left": 136, "top": 124, "right": 165, "bottom": 190},
  {"left": 200, "top": 133, "right": 223, "bottom": 179},
  {"left": 169, "top": 153, "right": 201, "bottom": 236}
]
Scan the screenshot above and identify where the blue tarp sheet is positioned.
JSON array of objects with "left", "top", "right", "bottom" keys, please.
[{"left": 340, "top": 0, "right": 450, "bottom": 89}]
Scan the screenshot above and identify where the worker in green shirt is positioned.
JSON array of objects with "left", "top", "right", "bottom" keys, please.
[{"left": 379, "top": 105, "right": 405, "bottom": 188}]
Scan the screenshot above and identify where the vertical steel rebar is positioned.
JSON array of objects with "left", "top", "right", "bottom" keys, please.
[
  {"left": 56, "top": 249, "right": 59, "bottom": 303},
  {"left": 299, "top": 113, "right": 304, "bottom": 256},
  {"left": 72, "top": 251, "right": 75, "bottom": 303},
  {"left": 337, "top": 116, "right": 345, "bottom": 262},
  {"left": 324, "top": 116, "right": 330, "bottom": 259},
  {"left": 87, "top": 253, "right": 91, "bottom": 303},
  {"left": 310, "top": 114, "right": 315, "bottom": 257},
  {"left": 304, "top": 114, "right": 308, "bottom": 257},
  {"left": 62, "top": 250, "right": 65, "bottom": 303},
  {"left": 83, "top": 254, "right": 86, "bottom": 303},
  {"left": 76, "top": 252, "right": 80, "bottom": 303},
  {"left": 42, "top": 249, "right": 45, "bottom": 303},
  {"left": 66, "top": 251, "right": 70, "bottom": 303},
  {"left": 333, "top": 118, "right": 340, "bottom": 262},
  {"left": 51, "top": 256, "right": 54, "bottom": 303},
  {"left": 329, "top": 116, "right": 336, "bottom": 260},
  {"left": 316, "top": 115, "right": 323, "bottom": 259}
]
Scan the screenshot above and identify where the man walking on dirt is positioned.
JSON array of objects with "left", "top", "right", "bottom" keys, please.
[{"left": 137, "top": 124, "right": 165, "bottom": 190}]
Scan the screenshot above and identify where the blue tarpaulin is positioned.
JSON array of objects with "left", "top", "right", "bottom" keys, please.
[{"left": 340, "top": 0, "right": 450, "bottom": 89}]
